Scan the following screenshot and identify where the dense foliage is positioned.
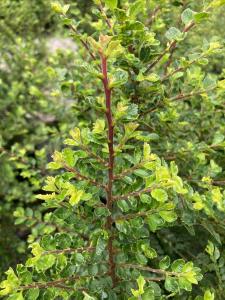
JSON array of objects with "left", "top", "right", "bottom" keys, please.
[
  {"left": 0, "top": 0, "right": 225, "bottom": 299},
  {"left": 0, "top": 0, "right": 92, "bottom": 274}
]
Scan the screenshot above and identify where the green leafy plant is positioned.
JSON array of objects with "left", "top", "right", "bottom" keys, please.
[{"left": 1, "top": 0, "right": 225, "bottom": 299}]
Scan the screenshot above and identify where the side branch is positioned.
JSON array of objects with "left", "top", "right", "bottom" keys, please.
[
  {"left": 146, "top": 21, "right": 195, "bottom": 73},
  {"left": 140, "top": 87, "right": 216, "bottom": 116},
  {"left": 170, "top": 88, "right": 215, "bottom": 102},
  {"left": 114, "top": 210, "right": 153, "bottom": 221},
  {"left": 114, "top": 206, "right": 172, "bottom": 222},
  {"left": 80, "top": 144, "right": 108, "bottom": 166},
  {"left": 161, "top": 53, "right": 206, "bottom": 82},
  {"left": 113, "top": 187, "right": 155, "bottom": 201},
  {"left": 118, "top": 264, "right": 177, "bottom": 276},
  {"left": 98, "top": 1, "right": 113, "bottom": 31},
  {"left": 43, "top": 246, "right": 95, "bottom": 255},
  {"left": 69, "top": 23, "right": 97, "bottom": 62},
  {"left": 23, "top": 216, "right": 89, "bottom": 240},
  {"left": 147, "top": 6, "right": 161, "bottom": 26},
  {"left": 20, "top": 275, "right": 104, "bottom": 291},
  {"left": 61, "top": 13, "right": 99, "bottom": 68},
  {"left": 64, "top": 165, "right": 107, "bottom": 190},
  {"left": 114, "top": 163, "right": 143, "bottom": 180}
]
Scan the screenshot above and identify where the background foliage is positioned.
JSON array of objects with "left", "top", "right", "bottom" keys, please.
[
  {"left": 0, "top": 0, "right": 225, "bottom": 299},
  {"left": 0, "top": 0, "right": 91, "bottom": 274}
]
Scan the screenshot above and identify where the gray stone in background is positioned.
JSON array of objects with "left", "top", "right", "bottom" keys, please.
[{"left": 46, "top": 37, "right": 77, "bottom": 53}]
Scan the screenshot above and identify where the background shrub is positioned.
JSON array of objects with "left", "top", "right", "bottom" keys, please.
[{"left": 0, "top": 0, "right": 92, "bottom": 274}]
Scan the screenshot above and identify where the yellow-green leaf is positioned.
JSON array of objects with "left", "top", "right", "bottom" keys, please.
[
  {"left": 204, "top": 290, "right": 214, "bottom": 300},
  {"left": 93, "top": 119, "right": 105, "bottom": 134},
  {"left": 69, "top": 189, "right": 84, "bottom": 206},
  {"left": 104, "top": 0, "right": 118, "bottom": 10},
  {"left": 151, "top": 189, "right": 168, "bottom": 202}
]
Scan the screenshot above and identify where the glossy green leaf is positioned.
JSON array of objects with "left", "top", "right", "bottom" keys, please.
[
  {"left": 165, "top": 277, "right": 179, "bottom": 292},
  {"left": 159, "top": 256, "right": 171, "bottom": 270}
]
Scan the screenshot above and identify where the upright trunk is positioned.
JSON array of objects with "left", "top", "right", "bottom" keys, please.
[{"left": 101, "top": 54, "right": 117, "bottom": 287}]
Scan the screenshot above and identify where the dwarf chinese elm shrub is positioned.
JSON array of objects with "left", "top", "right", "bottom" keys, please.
[{"left": 1, "top": 0, "right": 225, "bottom": 299}]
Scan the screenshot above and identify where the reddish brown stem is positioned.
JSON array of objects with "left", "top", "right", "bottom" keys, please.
[{"left": 101, "top": 54, "right": 117, "bottom": 287}]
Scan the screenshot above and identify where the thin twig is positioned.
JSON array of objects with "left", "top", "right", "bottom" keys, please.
[
  {"left": 20, "top": 276, "right": 87, "bottom": 290},
  {"left": 20, "top": 274, "right": 106, "bottom": 291},
  {"left": 69, "top": 24, "right": 97, "bottom": 62},
  {"left": 114, "top": 163, "right": 144, "bottom": 180},
  {"left": 147, "top": 5, "right": 161, "bottom": 26},
  {"left": 64, "top": 165, "right": 107, "bottom": 190},
  {"left": 119, "top": 264, "right": 177, "bottom": 276},
  {"left": 114, "top": 210, "right": 153, "bottom": 221},
  {"left": 146, "top": 21, "right": 195, "bottom": 73},
  {"left": 162, "top": 53, "right": 205, "bottom": 82},
  {"left": 140, "top": 87, "right": 216, "bottom": 116},
  {"left": 170, "top": 88, "right": 215, "bottom": 102},
  {"left": 23, "top": 216, "right": 89, "bottom": 240},
  {"left": 80, "top": 144, "right": 108, "bottom": 167},
  {"left": 98, "top": 1, "right": 113, "bottom": 32},
  {"left": 114, "top": 205, "right": 173, "bottom": 222},
  {"left": 113, "top": 186, "right": 157, "bottom": 201},
  {"left": 43, "top": 246, "right": 95, "bottom": 255},
  {"left": 164, "top": 1, "right": 189, "bottom": 74}
]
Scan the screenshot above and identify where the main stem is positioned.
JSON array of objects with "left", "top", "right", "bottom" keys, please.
[{"left": 101, "top": 54, "right": 117, "bottom": 286}]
